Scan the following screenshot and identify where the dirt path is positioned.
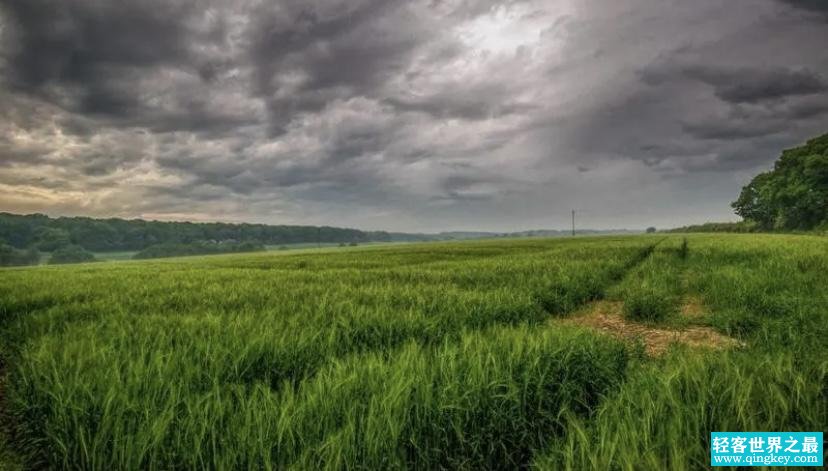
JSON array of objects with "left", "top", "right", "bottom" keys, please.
[{"left": 560, "top": 300, "right": 742, "bottom": 356}]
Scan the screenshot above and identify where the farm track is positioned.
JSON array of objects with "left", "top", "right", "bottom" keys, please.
[
  {"left": 554, "top": 237, "right": 743, "bottom": 355},
  {"left": 258, "top": 241, "right": 666, "bottom": 395},
  {"left": 284, "top": 241, "right": 666, "bottom": 391},
  {"left": 188, "top": 242, "right": 667, "bottom": 395},
  {"left": 0, "top": 239, "right": 664, "bottom": 469},
  {"left": 251, "top": 240, "right": 668, "bottom": 468},
  {"left": 244, "top": 242, "right": 666, "bottom": 395}
]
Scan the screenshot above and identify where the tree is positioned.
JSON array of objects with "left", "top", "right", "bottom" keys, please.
[
  {"left": 732, "top": 133, "right": 828, "bottom": 231},
  {"left": 34, "top": 227, "right": 72, "bottom": 251},
  {"left": 645, "top": 227, "right": 656, "bottom": 233},
  {"left": 732, "top": 172, "right": 775, "bottom": 229},
  {"left": 0, "top": 242, "right": 40, "bottom": 266}
]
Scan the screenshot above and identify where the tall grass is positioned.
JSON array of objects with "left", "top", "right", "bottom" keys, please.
[
  {"left": 1, "top": 234, "right": 825, "bottom": 469},
  {"left": 533, "top": 351, "right": 827, "bottom": 471},
  {"left": 609, "top": 240, "right": 684, "bottom": 322},
  {"left": 533, "top": 234, "right": 828, "bottom": 470},
  {"left": 277, "top": 326, "right": 627, "bottom": 470},
  {"left": 0, "top": 237, "right": 655, "bottom": 468}
]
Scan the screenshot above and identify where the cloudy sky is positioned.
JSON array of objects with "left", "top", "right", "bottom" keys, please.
[{"left": 0, "top": 0, "right": 826, "bottom": 232}]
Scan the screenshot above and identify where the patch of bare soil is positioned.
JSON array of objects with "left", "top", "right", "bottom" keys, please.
[{"left": 561, "top": 301, "right": 742, "bottom": 356}]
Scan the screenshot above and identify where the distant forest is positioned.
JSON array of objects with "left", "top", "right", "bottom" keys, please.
[{"left": 0, "top": 213, "right": 414, "bottom": 252}]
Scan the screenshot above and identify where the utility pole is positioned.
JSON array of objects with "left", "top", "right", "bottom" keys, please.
[{"left": 571, "top": 209, "right": 575, "bottom": 237}]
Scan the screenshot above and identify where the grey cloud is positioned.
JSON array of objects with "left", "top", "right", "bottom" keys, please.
[
  {"left": 0, "top": 0, "right": 254, "bottom": 134},
  {"left": 704, "top": 68, "right": 826, "bottom": 104},
  {"left": 246, "top": 1, "right": 426, "bottom": 132},
  {"left": 0, "top": 0, "right": 827, "bottom": 232}
]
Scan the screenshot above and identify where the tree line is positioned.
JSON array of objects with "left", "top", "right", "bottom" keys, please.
[{"left": 0, "top": 213, "right": 401, "bottom": 253}]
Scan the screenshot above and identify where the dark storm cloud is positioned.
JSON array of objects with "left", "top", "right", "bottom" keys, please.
[
  {"left": 1, "top": 0, "right": 194, "bottom": 89},
  {"left": 708, "top": 68, "right": 826, "bottom": 103},
  {"left": 776, "top": 0, "right": 828, "bottom": 15},
  {"left": 640, "top": 63, "right": 827, "bottom": 104},
  {"left": 245, "top": 1, "right": 417, "bottom": 132},
  {"left": 0, "top": 0, "right": 255, "bottom": 133},
  {"left": 0, "top": 0, "right": 827, "bottom": 231}
]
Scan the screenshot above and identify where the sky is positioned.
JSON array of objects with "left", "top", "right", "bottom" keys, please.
[{"left": 0, "top": 0, "right": 826, "bottom": 232}]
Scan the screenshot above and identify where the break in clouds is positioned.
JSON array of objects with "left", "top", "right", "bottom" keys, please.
[{"left": 0, "top": 0, "right": 826, "bottom": 231}]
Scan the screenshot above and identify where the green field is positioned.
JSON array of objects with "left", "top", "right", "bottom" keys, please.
[{"left": 0, "top": 234, "right": 825, "bottom": 469}]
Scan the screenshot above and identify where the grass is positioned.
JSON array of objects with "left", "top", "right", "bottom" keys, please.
[
  {"left": 0, "top": 234, "right": 825, "bottom": 469},
  {"left": 532, "top": 234, "right": 828, "bottom": 470}
]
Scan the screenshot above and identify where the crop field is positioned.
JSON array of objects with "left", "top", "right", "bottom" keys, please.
[{"left": 0, "top": 234, "right": 825, "bottom": 469}]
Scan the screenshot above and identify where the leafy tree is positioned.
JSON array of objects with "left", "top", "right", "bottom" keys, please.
[
  {"left": 34, "top": 227, "right": 72, "bottom": 251},
  {"left": 732, "top": 172, "right": 775, "bottom": 228},
  {"left": 0, "top": 242, "right": 40, "bottom": 266},
  {"left": 48, "top": 245, "right": 96, "bottom": 265},
  {"left": 645, "top": 227, "right": 656, "bottom": 233},
  {"left": 732, "top": 133, "right": 828, "bottom": 230}
]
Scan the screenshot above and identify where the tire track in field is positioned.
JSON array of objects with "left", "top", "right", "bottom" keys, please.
[
  {"left": 535, "top": 238, "right": 664, "bottom": 318},
  {"left": 228, "top": 240, "right": 665, "bottom": 393},
  {"left": 266, "top": 241, "right": 666, "bottom": 469},
  {"left": 1, "top": 240, "right": 665, "bottom": 469},
  {"left": 557, "top": 237, "right": 744, "bottom": 356}
]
